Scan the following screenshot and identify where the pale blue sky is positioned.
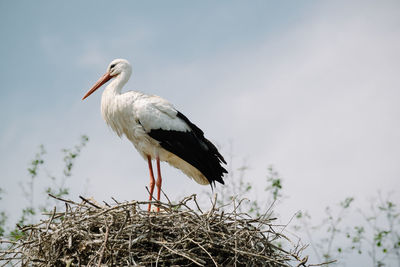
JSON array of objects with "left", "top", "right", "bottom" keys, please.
[{"left": 1, "top": 1, "right": 400, "bottom": 264}]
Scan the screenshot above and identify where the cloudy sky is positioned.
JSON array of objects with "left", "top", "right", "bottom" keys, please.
[{"left": 1, "top": 1, "right": 399, "bottom": 263}]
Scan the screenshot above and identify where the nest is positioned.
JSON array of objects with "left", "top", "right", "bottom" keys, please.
[{"left": 0, "top": 194, "right": 313, "bottom": 267}]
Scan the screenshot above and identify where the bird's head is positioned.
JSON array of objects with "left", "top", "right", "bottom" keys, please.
[
  {"left": 82, "top": 58, "right": 132, "bottom": 100},
  {"left": 107, "top": 58, "right": 132, "bottom": 77}
]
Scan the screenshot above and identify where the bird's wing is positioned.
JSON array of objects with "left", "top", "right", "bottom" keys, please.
[
  {"left": 135, "top": 95, "right": 227, "bottom": 185},
  {"left": 135, "top": 95, "right": 191, "bottom": 133}
]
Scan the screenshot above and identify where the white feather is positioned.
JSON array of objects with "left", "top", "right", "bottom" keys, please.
[{"left": 134, "top": 94, "right": 191, "bottom": 133}]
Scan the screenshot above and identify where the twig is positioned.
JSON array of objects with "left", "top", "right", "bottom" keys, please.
[
  {"left": 97, "top": 220, "right": 110, "bottom": 267},
  {"left": 79, "top": 195, "right": 102, "bottom": 209},
  {"left": 188, "top": 238, "right": 218, "bottom": 267},
  {"left": 160, "top": 243, "right": 205, "bottom": 266},
  {"left": 48, "top": 193, "right": 79, "bottom": 205},
  {"left": 45, "top": 206, "right": 56, "bottom": 233}
]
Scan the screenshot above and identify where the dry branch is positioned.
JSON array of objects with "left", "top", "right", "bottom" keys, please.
[{"left": 0, "top": 194, "right": 322, "bottom": 266}]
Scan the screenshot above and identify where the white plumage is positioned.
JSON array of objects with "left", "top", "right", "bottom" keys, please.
[{"left": 83, "top": 59, "right": 227, "bottom": 211}]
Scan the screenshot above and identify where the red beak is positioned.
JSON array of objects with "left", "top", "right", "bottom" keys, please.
[{"left": 82, "top": 72, "right": 113, "bottom": 100}]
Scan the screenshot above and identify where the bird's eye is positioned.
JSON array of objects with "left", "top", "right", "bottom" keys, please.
[{"left": 110, "top": 64, "right": 116, "bottom": 70}]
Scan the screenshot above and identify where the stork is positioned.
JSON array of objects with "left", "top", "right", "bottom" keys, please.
[{"left": 82, "top": 59, "right": 227, "bottom": 211}]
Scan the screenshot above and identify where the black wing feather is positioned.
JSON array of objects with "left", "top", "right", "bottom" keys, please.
[{"left": 147, "top": 111, "right": 227, "bottom": 186}]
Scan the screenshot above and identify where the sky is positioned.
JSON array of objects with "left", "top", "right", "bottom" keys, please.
[{"left": 1, "top": 1, "right": 400, "bottom": 265}]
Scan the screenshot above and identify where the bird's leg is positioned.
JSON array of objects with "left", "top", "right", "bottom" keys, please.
[
  {"left": 156, "top": 156, "right": 162, "bottom": 212},
  {"left": 147, "top": 155, "right": 155, "bottom": 212}
]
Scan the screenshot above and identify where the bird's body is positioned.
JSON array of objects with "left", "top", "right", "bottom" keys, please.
[
  {"left": 83, "top": 59, "right": 227, "bottom": 210},
  {"left": 101, "top": 89, "right": 220, "bottom": 185}
]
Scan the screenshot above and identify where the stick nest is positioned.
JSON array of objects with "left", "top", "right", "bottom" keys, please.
[{"left": 1, "top": 194, "right": 311, "bottom": 267}]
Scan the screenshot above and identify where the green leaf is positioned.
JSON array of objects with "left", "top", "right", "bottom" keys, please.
[
  {"left": 10, "top": 228, "right": 26, "bottom": 241},
  {"left": 340, "top": 197, "right": 354, "bottom": 208},
  {"left": 296, "top": 211, "right": 303, "bottom": 219}
]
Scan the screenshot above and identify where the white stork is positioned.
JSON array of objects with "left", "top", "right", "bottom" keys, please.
[{"left": 82, "top": 59, "right": 227, "bottom": 211}]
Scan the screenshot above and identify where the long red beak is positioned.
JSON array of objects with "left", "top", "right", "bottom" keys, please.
[{"left": 82, "top": 72, "right": 113, "bottom": 100}]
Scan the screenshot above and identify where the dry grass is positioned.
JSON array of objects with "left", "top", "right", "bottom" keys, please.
[{"left": 0, "top": 194, "right": 326, "bottom": 267}]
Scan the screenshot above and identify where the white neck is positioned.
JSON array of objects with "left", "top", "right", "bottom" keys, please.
[
  {"left": 104, "top": 70, "right": 132, "bottom": 96},
  {"left": 101, "top": 70, "right": 132, "bottom": 137}
]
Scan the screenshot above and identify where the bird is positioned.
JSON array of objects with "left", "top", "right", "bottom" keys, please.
[{"left": 82, "top": 59, "right": 227, "bottom": 212}]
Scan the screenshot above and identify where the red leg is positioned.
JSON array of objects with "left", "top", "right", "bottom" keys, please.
[
  {"left": 147, "top": 155, "right": 155, "bottom": 212},
  {"left": 156, "top": 156, "right": 162, "bottom": 212}
]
